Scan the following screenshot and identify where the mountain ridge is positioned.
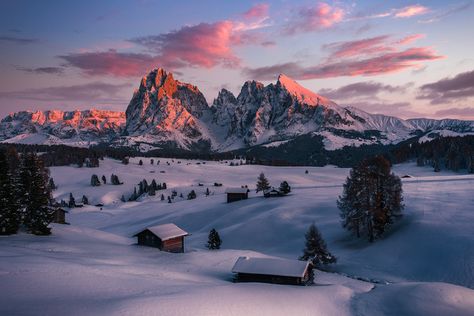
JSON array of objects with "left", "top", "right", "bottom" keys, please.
[{"left": 1, "top": 68, "right": 473, "bottom": 151}]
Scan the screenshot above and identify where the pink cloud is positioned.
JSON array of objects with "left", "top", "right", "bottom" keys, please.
[
  {"left": 395, "top": 5, "right": 429, "bottom": 18},
  {"left": 243, "top": 3, "right": 269, "bottom": 19},
  {"left": 283, "top": 2, "right": 345, "bottom": 34},
  {"left": 324, "top": 34, "right": 425, "bottom": 59}
]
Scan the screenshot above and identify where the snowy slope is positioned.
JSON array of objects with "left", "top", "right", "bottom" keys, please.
[{"left": 1, "top": 159, "right": 473, "bottom": 315}]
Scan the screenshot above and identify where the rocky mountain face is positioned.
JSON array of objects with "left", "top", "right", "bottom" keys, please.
[
  {"left": 0, "top": 109, "right": 125, "bottom": 146},
  {"left": 124, "top": 68, "right": 214, "bottom": 149},
  {"left": 1, "top": 68, "right": 473, "bottom": 151}
]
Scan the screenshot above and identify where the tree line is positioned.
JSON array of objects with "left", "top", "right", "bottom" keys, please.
[{"left": 0, "top": 148, "right": 57, "bottom": 235}]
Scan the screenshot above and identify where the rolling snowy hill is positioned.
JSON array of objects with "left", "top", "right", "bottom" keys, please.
[{"left": 1, "top": 158, "right": 473, "bottom": 315}]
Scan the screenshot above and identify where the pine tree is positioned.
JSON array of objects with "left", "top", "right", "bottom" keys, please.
[
  {"left": 102, "top": 175, "right": 107, "bottom": 184},
  {"left": 256, "top": 172, "right": 270, "bottom": 193},
  {"left": 48, "top": 178, "right": 57, "bottom": 190},
  {"left": 279, "top": 181, "right": 291, "bottom": 194},
  {"left": 162, "top": 182, "right": 167, "bottom": 189},
  {"left": 121, "top": 195, "right": 126, "bottom": 202},
  {"left": 151, "top": 179, "right": 157, "bottom": 190},
  {"left": 139, "top": 159, "right": 143, "bottom": 166},
  {"left": 205, "top": 188, "right": 210, "bottom": 196},
  {"left": 207, "top": 228, "right": 222, "bottom": 250},
  {"left": 90, "top": 174, "right": 101, "bottom": 186},
  {"left": 167, "top": 196, "right": 172, "bottom": 203},
  {"left": 19, "top": 153, "right": 54, "bottom": 235},
  {"left": 150, "top": 159, "right": 154, "bottom": 165},
  {"left": 148, "top": 185, "right": 156, "bottom": 196},
  {"left": 300, "top": 223, "right": 336, "bottom": 265},
  {"left": 161, "top": 194, "right": 165, "bottom": 201},
  {"left": 187, "top": 190, "right": 196, "bottom": 200},
  {"left": 82, "top": 195, "right": 89, "bottom": 205},
  {"left": 0, "top": 149, "right": 20, "bottom": 235},
  {"left": 337, "top": 156, "right": 403, "bottom": 242},
  {"left": 68, "top": 193, "right": 76, "bottom": 208}
]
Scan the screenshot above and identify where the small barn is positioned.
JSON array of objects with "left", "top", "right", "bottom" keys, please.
[
  {"left": 133, "top": 223, "right": 189, "bottom": 253},
  {"left": 52, "top": 208, "right": 68, "bottom": 224},
  {"left": 225, "top": 188, "right": 249, "bottom": 203},
  {"left": 232, "top": 256, "right": 312, "bottom": 285}
]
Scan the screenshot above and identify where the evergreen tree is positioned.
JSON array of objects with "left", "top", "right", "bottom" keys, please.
[
  {"left": 160, "top": 194, "right": 165, "bottom": 201},
  {"left": 19, "top": 153, "right": 54, "bottom": 235},
  {"left": 205, "top": 188, "right": 210, "bottom": 196},
  {"left": 207, "top": 228, "right": 222, "bottom": 250},
  {"left": 121, "top": 195, "right": 126, "bottom": 202},
  {"left": 150, "top": 159, "right": 154, "bottom": 165},
  {"left": 82, "top": 195, "right": 89, "bottom": 205},
  {"left": 148, "top": 185, "right": 156, "bottom": 196},
  {"left": 122, "top": 157, "right": 129, "bottom": 165},
  {"left": 162, "top": 182, "right": 167, "bottom": 189},
  {"left": 68, "top": 193, "right": 76, "bottom": 208},
  {"left": 48, "top": 178, "right": 57, "bottom": 190},
  {"left": 151, "top": 179, "right": 157, "bottom": 190},
  {"left": 0, "top": 149, "right": 20, "bottom": 235},
  {"left": 300, "top": 223, "right": 336, "bottom": 265},
  {"left": 279, "top": 181, "right": 291, "bottom": 194},
  {"left": 102, "top": 175, "right": 107, "bottom": 184},
  {"left": 256, "top": 172, "right": 270, "bottom": 193},
  {"left": 167, "top": 196, "right": 172, "bottom": 203},
  {"left": 139, "top": 159, "right": 143, "bottom": 166},
  {"left": 90, "top": 174, "right": 101, "bottom": 186},
  {"left": 187, "top": 190, "right": 196, "bottom": 200},
  {"left": 337, "top": 156, "right": 403, "bottom": 242}
]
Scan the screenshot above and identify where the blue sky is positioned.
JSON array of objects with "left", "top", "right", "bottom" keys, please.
[{"left": 1, "top": 0, "right": 473, "bottom": 119}]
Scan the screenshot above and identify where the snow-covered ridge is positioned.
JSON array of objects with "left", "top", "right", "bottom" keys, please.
[
  {"left": 1, "top": 68, "right": 474, "bottom": 151},
  {"left": 0, "top": 109, "right": 125, "bottom": 146}
]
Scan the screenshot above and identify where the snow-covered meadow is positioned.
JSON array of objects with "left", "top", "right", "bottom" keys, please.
[{"left": 1, "top": 158, "right": 473, "bottom": 315}]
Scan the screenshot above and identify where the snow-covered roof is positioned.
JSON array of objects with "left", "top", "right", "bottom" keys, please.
[
  {"left": 134, "top": 223, "right": 188, "bottom": 241},
  {"left": 225, "top": 188, "right": 248, "bottom": 194},
  {"left": 232, "top": 256, "right": 310, "bottom": 278}
]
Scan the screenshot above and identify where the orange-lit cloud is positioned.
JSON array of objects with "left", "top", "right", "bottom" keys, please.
[{"left": 394, "top": 5, "right": 429, "bottom": 18}]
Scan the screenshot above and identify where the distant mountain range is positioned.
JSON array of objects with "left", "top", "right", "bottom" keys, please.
[{"left": 1, "top": 68, "right": 473, "bottom": 152}]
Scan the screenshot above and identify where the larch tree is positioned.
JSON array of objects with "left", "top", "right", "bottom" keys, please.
[{"left": 338, "top": 156, "right": 403, "bottom": 242}]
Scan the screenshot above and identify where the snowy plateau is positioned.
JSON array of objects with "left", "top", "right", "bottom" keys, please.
[
  {"left": 1, "top": 158, "right": 473, "bottom": 315},
  {"left": 1, "top": 68, "right": 474, "bottom": 153}
]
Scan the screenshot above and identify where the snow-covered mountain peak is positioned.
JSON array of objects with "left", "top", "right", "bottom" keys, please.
[{"left": 276, "top": 74, "right": 334, "bottom": 107}]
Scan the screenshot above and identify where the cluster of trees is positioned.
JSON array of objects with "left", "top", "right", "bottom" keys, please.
[
  {"left": 256, "top": 173, "right": 291, "bottom": 195},
  {"left": 338, "top": 156, "right": 403, "bottom": 242},
  {"left": 91, "top": 174, "right": 123, "bottom": 186},
  {"left": 127, "top": 179, "right": 167, "bottom": 201},
  {"left": 0, "top": 148, "right": 57, "bottom": 235}
]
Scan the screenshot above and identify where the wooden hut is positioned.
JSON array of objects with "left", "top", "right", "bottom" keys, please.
[
  {"left": 225, "top": 188, "right": 249, "bottom": 203},
  {"left": 52, "top": 208, "right": 68, "bottom": 224},
  {"left": 133, "top": 223, "right": 189, "bottom": 253},
  {"left": 232, "top": 256, "right": 312, "bottom": 285}
]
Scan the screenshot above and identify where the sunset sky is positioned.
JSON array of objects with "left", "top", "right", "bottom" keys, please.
[{"left": 1, "top": 0, "right": 473, "bottom": 119}]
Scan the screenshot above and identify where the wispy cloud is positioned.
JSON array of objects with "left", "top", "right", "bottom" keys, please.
[
  {"left": 0, "top": 82, "right": 131, "bottom": 103},
  {"left": 394, "top": 5, "right": 430, "bottom": 18},
  {"left": 319, "top": 81, "right": 406, "bottom": 100},
  {"left": 16, "top": 66, "right": 65, "bottom": 75},
  {"left": 420, "top": 2, "right": 471, "bottom": 23},
  {"left": 0, "top": 35, "right": 39, "bottom": 44}
]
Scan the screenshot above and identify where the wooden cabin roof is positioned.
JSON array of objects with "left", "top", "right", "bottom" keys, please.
[
  {"left": 232, "top": 256, "right": 310, "bottom": 278},
  {"left": 225, "top": 188, "right": 248, "bottom": 194},
  {"left": 133, "top": 223, "right": 188, "bottom": 241}
]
